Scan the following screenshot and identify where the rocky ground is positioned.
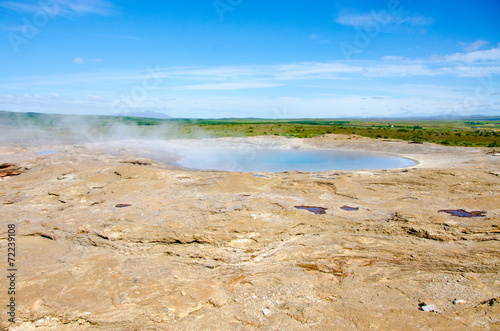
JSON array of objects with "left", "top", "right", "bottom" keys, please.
[{"left": 0, "top": 134, "right": 499, "bottom": 330}]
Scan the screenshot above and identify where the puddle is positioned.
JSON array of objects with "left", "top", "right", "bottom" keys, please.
[
  {"left": 438, "top": 209, "right": 486, "bottom": 218},
  {"left": 340, "top": 205, "right": 359, "bottom": 211},
  {"left": 37, "top": 150, "right": 58, "bottom": 156},
  {"left": 294, "top": 206, "right": 327, "bottom": 215},
  {"left": 115, "top": 204, "right": 132, "bottom": 208},
  {"left": 253, "top": 174, "right": 269, "bottom": 178}
]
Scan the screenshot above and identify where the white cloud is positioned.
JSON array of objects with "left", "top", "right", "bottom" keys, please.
[
  {"left": 86, "top": 94, "right": 106, "bottom": 102},
  {"left": 3, "top": 46, "right": 500, "bottom": 92},
  {"left": 174, "top": 82, "right": 282, "bottom": 90},
  {"left": 308, "top": 34, "right": 330, "bottom": 44},
  {"left": 3, "top": 91, "right": 490, "bottom": 119},
  {"left": 462, "top": 40, "right": 490, "bottom": 52},
  {"left": 382, "top": 55, "right": 405, "bottom": 61},
  {"left": 73, "top": 57, "right": 102, "bottom": 64},
  {"left": 1, "top": 46, "right": 499, "bottom": 118},
  {"left": 335, "top": 10, "right": 433, "bottom": 32},
  {"left": 435, "top": 47, "right": 500, "bottom": 63},
  {"left": 0, "top": 1, "right": 39, "bottom": 13},
  {"left": 65, "top": 0, "right": 115, "bottom": 15},
  {"left": 0, "top": 0, "right": 115, "bottom": 17},
  {"left": 3, "top": 47, "right": 500, "bottom": 93},
  {"left": 273, "top": 62, "right": 362, "bottom": 80}
]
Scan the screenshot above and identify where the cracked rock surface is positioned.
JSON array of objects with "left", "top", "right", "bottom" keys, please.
[{"left": 1, "top": 135, "right": 499, "bottom": 330}]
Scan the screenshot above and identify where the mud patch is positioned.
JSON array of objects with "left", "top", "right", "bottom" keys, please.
[
  {"left": 340, "top": 205, "right": 359, "bottom": 211},
  {"left": 115, "top": 204, "right": 132, "bottom": 208},
  {"left": 120, "top": 160, "right": 152, "bottom": 166}
]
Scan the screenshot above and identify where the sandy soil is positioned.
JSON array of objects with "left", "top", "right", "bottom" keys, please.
[{"left": 0, "top": 134, "right": 499, "bottom": 330}]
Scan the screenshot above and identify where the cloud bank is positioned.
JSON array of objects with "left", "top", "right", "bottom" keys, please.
[{"left": 1, "top": 45, "right": 499, "bottom": 118}]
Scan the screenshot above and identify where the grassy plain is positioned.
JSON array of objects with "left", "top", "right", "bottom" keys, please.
[{"left": 1, "top": 111, "right": 499, "bottom": 147}]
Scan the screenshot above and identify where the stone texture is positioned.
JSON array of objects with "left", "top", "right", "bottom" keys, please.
[{"left": 0, "top": 135, "right": 499, "bottom": 330}]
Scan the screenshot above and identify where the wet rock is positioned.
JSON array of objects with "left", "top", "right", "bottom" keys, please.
[{"left": 478, "top": 298, "right": 499, "bottom": 307}]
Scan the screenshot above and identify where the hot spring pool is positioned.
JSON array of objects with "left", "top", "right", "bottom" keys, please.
[{"left": 174, "top": 147, "right": 416, "bottom": 172}]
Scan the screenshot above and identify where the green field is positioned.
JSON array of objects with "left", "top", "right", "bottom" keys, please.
[{"left": 1, "top": 111, "right": 499, "bottom": 147}]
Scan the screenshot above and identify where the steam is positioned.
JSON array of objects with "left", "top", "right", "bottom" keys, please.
[
  {"left": 0, "top": 112, "right": 228, "bottom": 171},
  {"left": 0, "top": 112, "right": 213, "bottom": 148}
]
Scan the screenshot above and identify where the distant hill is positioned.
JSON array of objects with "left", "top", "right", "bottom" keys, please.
[
  {"left": 0, "top": 110, "right": 498, "bottom": 122},
  {"left": 111, "top": 111, "right": 172, "bottom": 119}
]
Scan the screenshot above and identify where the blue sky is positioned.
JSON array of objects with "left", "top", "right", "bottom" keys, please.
[{"left": 1, "top": 0, "right": 499, "bottom": 118}]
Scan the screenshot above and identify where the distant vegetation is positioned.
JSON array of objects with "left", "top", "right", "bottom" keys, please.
[{"left": 1, "top": 111, "right": 499, "bottom": 147}]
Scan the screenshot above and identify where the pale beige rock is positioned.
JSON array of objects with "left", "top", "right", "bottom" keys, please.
[{"left": 0, "top": 135, "right": 499, "bottom": 330}]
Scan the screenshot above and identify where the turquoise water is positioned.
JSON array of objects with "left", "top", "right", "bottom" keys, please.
[
  {"left": 37, "top": 150, "right": 58, "bottom": 156},
  {"left": 175, "top": 148, "right": 416, "bottom": 172}
]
